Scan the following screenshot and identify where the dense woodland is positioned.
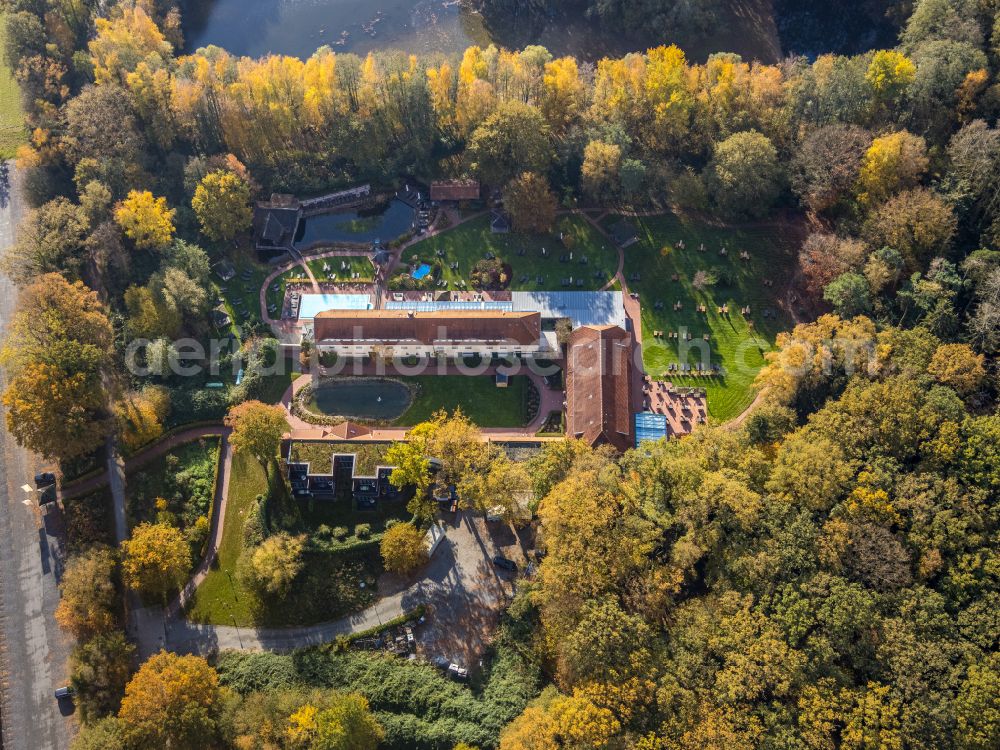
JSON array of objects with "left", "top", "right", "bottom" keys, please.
[{"left": 0, "top": 0, "right": 999, "bottom": 748}]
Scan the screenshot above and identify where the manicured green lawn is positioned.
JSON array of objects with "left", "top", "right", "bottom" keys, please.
[
  {"left": 395, "top": 374, "right": 528, "bottom": 427},
  {"left": 214, "top": 252, "right": 268, "bottom": 330},
  {"left": 188, "top": 453, "right": 379, "bottom": 627},
  {"left": 126, "top": 437, "right": 221, "bottom": 533},
  {"left": 256, "top": 357, "right": 296, "bottom": 405},
  {"left": 263, "top": 267, "right": 306, "bottom": 315},
  {"left": 0, "top": 15, "right": 26, "bottom": 159},
  {"left": 306, "top": 255, "right": 374, "bottom": 282},
  {"left": 405, "top": 215, "right": 618, "bottom": 291},
  {"left": 619, "top": 213, "right": 796, "bottom": 421},
  {"left": 187, "top": 452, "right": 264, "bottom": 626}
]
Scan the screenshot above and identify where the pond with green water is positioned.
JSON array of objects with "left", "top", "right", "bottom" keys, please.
[{"left": 305, "top": 379, "right": 413, "bottom": 420}]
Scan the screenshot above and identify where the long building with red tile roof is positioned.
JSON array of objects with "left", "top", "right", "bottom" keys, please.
[
  {"left": 565, "top": 325, "right": 635, "bottom": 452},
  {"left": 313, "top": 309, "right": 546, "bottom": 358}
]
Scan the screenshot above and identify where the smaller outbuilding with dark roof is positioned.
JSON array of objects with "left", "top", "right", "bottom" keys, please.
[{"left": 254, "top": 194, "right": 302, "bottom": 253}]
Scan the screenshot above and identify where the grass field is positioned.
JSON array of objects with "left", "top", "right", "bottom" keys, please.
[
  {"left": 263, "top": 266, "right": 307, "bottom": 315},
  {"left": 187, "top": 452, "right": 264, "bottom": 626},
  {"left": 215, "top": 251, "right": 269, "bottom": 330},
  {"left": 405, "top": 215, "right": 618, "bottom": 291},
  {"left": 619, "top": 213, "right": 796, "bottom": 421},
  {"left": 188, "top": 453, "right": 379, "bottom": 627},
  {"left": 395, "top": 374, "right": 528, "bottom": 427},
  {"left": 0, "top": 15, "right": 26, "bottom": 159},
  {"left": 306, "top": 255, "right": 374, "bottom": 282}
]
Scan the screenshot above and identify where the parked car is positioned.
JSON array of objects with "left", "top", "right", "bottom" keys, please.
[
  {"left": 37, "top": 485, "right": 57, "bottom": 506},
  {"left": 34, "top": 472, "right": 56, "bottom": 489},
  {"left": 448, "top": 663, "right": 469, "bottom": 681},
  {"left": 54, "top": 686, "right": 74, "bottom": 700},
  {"left": 492, "top": 555, "right": 517, "bottom": 572}
]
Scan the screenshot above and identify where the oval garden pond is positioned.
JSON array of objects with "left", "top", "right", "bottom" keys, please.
[{"left": 304, "top": 378, "right": 413, "bottom": 420}]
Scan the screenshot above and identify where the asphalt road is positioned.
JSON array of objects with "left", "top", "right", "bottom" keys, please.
[{"left": 0, "top": 163, "right": 74, "bottom": 750}]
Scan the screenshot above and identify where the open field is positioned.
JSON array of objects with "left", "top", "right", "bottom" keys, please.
[
  {"left": 405, "top": 215, "right": 618, "bottom": 291},
  {"left": 214, "top": 252, "right": 269, "bottom": 330},
  {"left": 0, "top": 14, "right": 26, "bottom": 159},
  {"left": 618, "top": 213, "right": 797, "bottom": 421},
  {"left": 396, "top": 374, "right": 529, "bottom": 426}
]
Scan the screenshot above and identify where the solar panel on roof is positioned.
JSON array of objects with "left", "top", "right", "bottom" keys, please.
[{"left": 384, "top": 301, "right": 513, "bottom": 312}]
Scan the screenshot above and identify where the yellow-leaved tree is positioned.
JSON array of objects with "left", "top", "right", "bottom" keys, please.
[
  {"left": 865, "top": 50, "right": 915, "bottom": 103},
  {"left": 116, "top": 385, "right": 170, "bottom": 451},
  {"left": 855, "top": 130, "right": 927, "bottom": 206},
  {"left": 0, "top": 274, "right": 113, "bottom": 461},
  {"left": 54, "top": 547, "right": 119, "bottom": 639},
  {"left": 380, "top": 522, "right": 428, "bottom": 574},
  {"left": 115, "top": 190, "right": 176, "bottom": 250},
  {"left": 927, "top": 343, "right": 987, "bottom": 395},
  {"left": 191, "top": 169, "right": 253, "bottom": 242},
  {"left": 120, "top": 522, "right": 191, "bottom": 601},
  {"left": 89, "top": 4, "right": 173, "bottom": 86},
  {"left": 286, "top": 692, "right": 384, "bottom": 750},
  {"left": 225, "top": 400, "right": 289, "bottom": 472},
  {"left": 500, "top": 688, "right": 621, "bottom": 750},
  {"left": 118, "top": 651, "right": 221, "bottom": 749}
]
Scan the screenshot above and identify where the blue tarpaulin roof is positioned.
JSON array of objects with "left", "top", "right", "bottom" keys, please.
[{"left": 634, "top": 412, "right": 668, "bottom": 447}]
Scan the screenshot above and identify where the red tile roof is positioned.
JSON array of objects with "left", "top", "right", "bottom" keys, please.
[
  {"left": 313, "top": 310, "right": 541, "bottom": 346},
  {"left": 327, "top": 421, "right": 372, "bottom": 439},
  {"left": 565, "top": 325, "right": 634, "bottom": 452},
  {"left": 430, "top": 180, "right": 481, "bottom": 201}
]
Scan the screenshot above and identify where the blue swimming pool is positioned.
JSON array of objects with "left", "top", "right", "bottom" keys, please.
[
  {"left": 297, "top": 293, "right": 372, "bottom": 319},
  {"left": 294, "top": 199, "right": 414, "bottom": 248},
  {"left": 412, "top": 263, "right": 432, "bottom": 280}
]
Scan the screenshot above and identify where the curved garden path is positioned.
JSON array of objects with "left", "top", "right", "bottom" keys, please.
[
  {"left": 281, "top": 369, "right": 562, "bottom": 440},
  {"left": 258, "top": 207, "right": 484, "bottom": 331},
  {"left": 132, "top": 507, "right": 513, "bottom": 658},
  {"left": 58, "top": 425, "right": 230, "bottom": 501}
]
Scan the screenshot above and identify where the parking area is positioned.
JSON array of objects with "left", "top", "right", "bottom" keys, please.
[{"left": 371, "top": 511, "right": 532, "bottom": 669}]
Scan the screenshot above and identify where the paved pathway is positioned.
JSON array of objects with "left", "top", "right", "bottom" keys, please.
[
  {"left": 0, "top": 162, "right": 73, "bottom": 750},
  {"left": 168, "top": 433, "right": 233, "bottom": 615},
  {"left": 58, "top": 426, "right": 230, "bottom": 501},
  {"left": 281, "top": 368, "right": 563, "bottom": 439},
  {"left": 132, "top": 511, "right": 511, "bottom": 659},
  {"left": 258, "top": 207, "right": 482, "bottom": 334}
]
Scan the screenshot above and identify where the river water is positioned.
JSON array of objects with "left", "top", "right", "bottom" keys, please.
[
  {"left": 182, "top": 0, "right": 654, "bottom": 60},
  {"left": 184, "top": 0, "right": 492, "bottom": 59},
  {"left": 183, "top": 0, "right": 889, "bottom": 66}
]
